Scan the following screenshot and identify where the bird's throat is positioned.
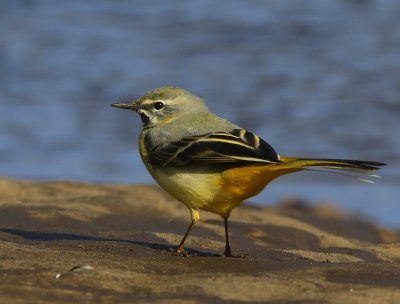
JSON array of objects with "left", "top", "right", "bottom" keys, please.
[{"left": 139, "top": 112, "right": 150, "bottom": 127}]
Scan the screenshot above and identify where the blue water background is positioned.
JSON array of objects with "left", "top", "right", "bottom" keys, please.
[{"left": 1, "top": 1, "right": 399, "bottom": 227}]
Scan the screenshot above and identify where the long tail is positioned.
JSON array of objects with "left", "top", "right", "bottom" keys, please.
[
  {"left": 277, "top": 156, "right": 386, "bottom": 182},
  {"left": 279, "top": 157, "right": 385, "bottom": 172}
]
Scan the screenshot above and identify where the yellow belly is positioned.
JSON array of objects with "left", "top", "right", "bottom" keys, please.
[{"left": 148, "top": 163, "right": 297, "bottom": 217}]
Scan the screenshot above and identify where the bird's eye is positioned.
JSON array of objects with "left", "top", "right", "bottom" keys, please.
[{"left": 154, "top": 101, "right": 164, "bottom": 110}]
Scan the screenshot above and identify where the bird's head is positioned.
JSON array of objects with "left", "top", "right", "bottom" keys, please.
[{"left": 111, "top": 87, "right": 208, "bottom": 128}]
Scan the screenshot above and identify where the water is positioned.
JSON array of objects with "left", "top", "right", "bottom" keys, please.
[{"left": 1, "top": 0, "right": 399, "bottom": 227}]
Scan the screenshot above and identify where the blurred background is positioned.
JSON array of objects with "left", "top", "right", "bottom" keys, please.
[{"left": 1, "top": 0, "right": 399, "bottom": 227}]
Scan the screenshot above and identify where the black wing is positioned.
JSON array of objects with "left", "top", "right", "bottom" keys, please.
[{"left": 149, "top": 128, "right": 280, "bottom": 167}]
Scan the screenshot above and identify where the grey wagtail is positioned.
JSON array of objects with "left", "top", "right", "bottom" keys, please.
[{"left": 111, "top": 86, "right": 386, "bottom": 257}]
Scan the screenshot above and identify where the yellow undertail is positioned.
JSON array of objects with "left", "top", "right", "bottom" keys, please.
[{"left": 207, "top": 156, "right": 385, "bottom": 216}]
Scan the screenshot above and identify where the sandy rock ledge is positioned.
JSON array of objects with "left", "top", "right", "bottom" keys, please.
[{"left": 0, "top": 177, "right": 399, "bottom": 303}]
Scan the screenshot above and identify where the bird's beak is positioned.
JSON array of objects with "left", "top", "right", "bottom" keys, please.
[{"left": 111, "top": 102, "right": 139, "bottom": 111}]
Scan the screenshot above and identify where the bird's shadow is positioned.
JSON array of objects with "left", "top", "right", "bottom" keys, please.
[{"left": 0, "top": 227, "right": 219, "bottom": 257}]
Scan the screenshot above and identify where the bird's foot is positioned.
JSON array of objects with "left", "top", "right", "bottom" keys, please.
[
  {"left": 175, "top": 247, "right": 189, "bottom": 257},
  {"left": 164, "top": 246, "right": 189, "bottom": 257},
  {"left": 224, "top": 249, "right": 247, "bottom": 258}
]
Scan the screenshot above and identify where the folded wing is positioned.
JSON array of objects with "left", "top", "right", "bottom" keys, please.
[{"left": 149, "top": 129, "right": 280, "bottom": 167}]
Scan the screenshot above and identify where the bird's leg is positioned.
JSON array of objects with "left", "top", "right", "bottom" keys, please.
[
  {"left": 176, "top": 208, "right": 199, "bottom": 256},
  {"left": 176, "top": 221, "right": 194, "bottom": 256},
  {"left": 223, "top": 216, "right": 232, "bottom": 257}
]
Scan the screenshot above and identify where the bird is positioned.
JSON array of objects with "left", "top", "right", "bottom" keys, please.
[{"left": 111, "top": 86, "right": 386, "bottom": 257}]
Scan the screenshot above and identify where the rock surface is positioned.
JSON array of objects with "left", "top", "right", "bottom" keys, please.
[{"left": 0, "top": 177, "right": 399, "bottom": 303}]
